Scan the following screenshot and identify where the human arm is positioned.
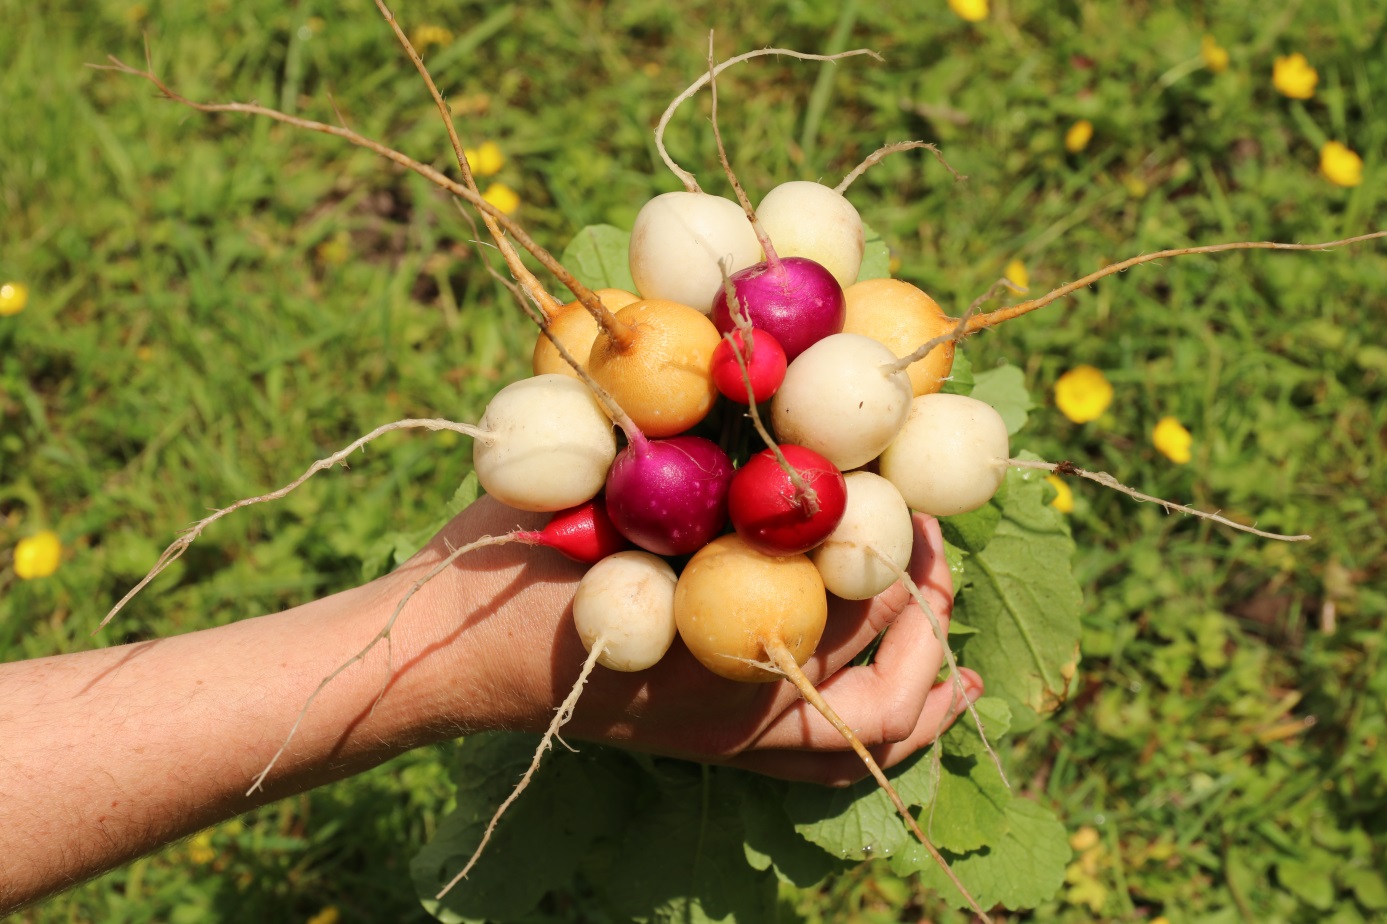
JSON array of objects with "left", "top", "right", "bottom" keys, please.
[{"left": 0, "top": 495, "right": 978, "bottom": 912}]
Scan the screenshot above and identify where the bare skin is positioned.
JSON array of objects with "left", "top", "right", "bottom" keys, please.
[{"left": 0, "top": 496, "right": 978, "bottom": 913}]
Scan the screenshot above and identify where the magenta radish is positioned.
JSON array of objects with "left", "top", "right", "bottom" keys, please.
[
  {"left": 727, "top": 445, "right": 846, "bottom": 555},
  {"left": 710, "top": 328, "right": 787, "bottom": 404},
  {"left": 511, "top": 499, "right": 631, "bottom": 563},
  {"left": 604, "top": 434, "right": 734, "bottom": 556},
  {"left": 709, "top": 257, "right": 846, "bottom": 361}
]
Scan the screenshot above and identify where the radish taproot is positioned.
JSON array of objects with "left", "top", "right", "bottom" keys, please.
[
  {"left": 843, "top": 278, "right": 956, "bottom": 396},
  {"left": 727, "top": 445, "right": 846, "bottom": 555},
  {"left": 628, "top": 191, "right": 762, "bottom": 310},
  {"left": 809, "top": 471, "right": 914, "bottom": 600},
  {"left": 709, "top": 327, "right": 787, "bottom": 404},
  {"left": 755, "top": 180, "right": 865, "bottom": 289},
  {"left": 531, "top": 288, "right": 641, "bottom": 378},
  {"left": 879, "top": 394, "right": 1010, "bottom": 517},
  {"left": 604, "top": 433, "right": 734, "bottom": 557}
]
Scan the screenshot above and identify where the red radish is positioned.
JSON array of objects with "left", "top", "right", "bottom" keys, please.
[
  {"left": 710, "top": 328, "right": 787, "bottom": 404},
  {"left": 604, "top": 434, "right": 734, "bottom": 556},
  {"left": 728, "top": 446, "right": 846, "bottom": 555},
  {"left": 512, "top": 498, "right": 630, "bottom": 563},
  {"left": 709, "top": 257, "right": 846, "bottom": 361}
]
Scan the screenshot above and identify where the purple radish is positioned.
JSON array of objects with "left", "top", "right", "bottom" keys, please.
[
  {"left": 709, "top": 256, "right": 846, "bottom": 361},
  {"left": 605, "top": 434, "right": 734, "bottom": 556}
]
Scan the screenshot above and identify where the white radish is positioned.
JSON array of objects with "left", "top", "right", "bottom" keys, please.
[
  {"left": 473, "top": 374, "right": 617, "bottom": 512},
  {"left": 755, "top": 180, "right": 864, "bottom": 289},
  {"left": 572, "top": 551, "right": 679, "bottom": 671},
  {"left": 628, "top": 191, "right": 762, "bottom": 311},
  {"left": 809, "top": 472, "right": 913, "bottom": 600},
  {"left": 770, "top": 333, "right": 912, "bottom": 471},
  {"left": 879, "top": 393, "right": 1009, "bottom": 517}
]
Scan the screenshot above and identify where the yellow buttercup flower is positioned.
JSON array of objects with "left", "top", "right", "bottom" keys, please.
[
  {"left": 948, "top": 0, "right": 989, "bottom": 23},
  {"left": 306, "top": 908, "right": 341, "bottom": 924},
  {"left": 464, "top": 140, "right": 505, "bottom": 177},
  {"left": 411, "top": 24, "right": 453, "bottom": 52},
  {"left": 0, "top": 281, "right": 29, "bottom": 316},
  {"left": 1153, "top": 416, "right": 1193, "bottom": 464},
  {"left": 483, "top": 182, "right": 520, "bottom": 216},
  {"left": 1320, "top": 142, "right": 1364, "bottom": 188},
  {"left": 1046, "top": 475, "right": 1074, "bottom": 513},
  {"left": 1065, "top": 119, "right": 1094, "bottom": 154},
  {"left": 1272, "top": 53, "right": 1317, "bottom": 99},
  {"left": 1201, "top": 35, "right": 1229, "bottom": 74},
  {"left": 1004, "top": 258, "right": 1029, "bottom": 291},
  {"left": 1054, "top": 365, "right": 1112, "bottom": 423},
  {"left": 14, "top": 530, "right": 62, "bottom": 579},
  {"left": 188, "top": 830, "right": 216, "bottom": 865}
]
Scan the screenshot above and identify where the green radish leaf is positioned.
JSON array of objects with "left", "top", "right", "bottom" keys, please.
[
  {"left": 785, "top": 750, "right": 938, "bottom": 862},
  {"left": 413, "top": 734, "right": 637, "bottom": 923},
  {"left": 360, "top": 473, "right": 482, "bottom": 580},
  {"left": 739, "top": 777, "right": 847, "bottom": 887},
  {"left": 894, "top": 797, "right": 1070, "bottom": 911},
  {"left": 970, "top": 363, "right": 1034, "bottom": 434},
  {"left": 1344, "top": 868, "right": 1387, "bottom": 910},
  {"left": 560, "top": 224, "right": 638, "bottom": 293},
  {"left": 944, "top": 696, "right": 1012, "bottom": 759},
  {"left": 940, "top": 498, "right": 1002, "bottom": 554},
  {"left": 606, "top": 763, "right": 777, "bottom": 923},
  {"left": 1276, "top": 852, "right": 1339, "bottom": 910},
  {"left": 925, "top": 755, "right": 1010, "bottom": 853},
  {"left": 942, "top": 349, "right": 975, "bottom": 395},
  {"left": 856, "top": 221, "right": 891, "bottom": 282},
  {"left": 953, "top": 461, "right": 1082, "bottom": 731}
]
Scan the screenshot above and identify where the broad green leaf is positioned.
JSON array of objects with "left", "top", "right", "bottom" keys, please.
[
  {"left": 856, "top": 221, "right": 891, "bottom": 282},
  {"left": 1343, "top": 868, "right": 1387, "bottom": 910},
  {"left": 894, "top": 797, "right": 1070, "bottom": 911},
  {"left": 412, "top": 734, "right": 636, "bottom": 923},
  {"left": 925, "top": 755, "right": 1010, "bottom": 854},
  {"left": 606, "top": 763, "right": 776, "bottom": 923},
  {"left": 560, "top": 224, "right": 637, "bottom": 293},
  {"left": 970, "top": 364, "right": 1033, "bottom": 434},
  {"left": 739, "top": 777, "right": 847, "bottom": 887},
  {"left": 942, "top": 349, "right": 975, "bottom": 395},
  {"left": 942, "top": 696, "right": 1013, "bottom": 760},
  {"left": 360, "top": 473, "right": 481, "bottom": 580},
  {"left": 1277, "top": 853, "right": 1338, "bottom": 910},
  {"left": 785, "top": 750, "right": 937, "bottom": 862},
  {"left": 940, "top": 499, "right": 1002, "bottom": 554},
  {"left": 954, "top": 462, "right": 1082, "bottom": 730}
]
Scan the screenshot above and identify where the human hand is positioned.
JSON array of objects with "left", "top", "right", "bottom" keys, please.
[{"left": 387, "top": 496, "right": 982, "bottom": 785}]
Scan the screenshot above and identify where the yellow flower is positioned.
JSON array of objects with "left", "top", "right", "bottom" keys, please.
[
  {"left": 948, "top": 0, "right": 989, "bottom": 22},
  {"left": 306, "top": 908, "right": 341, "bottom": 924},
  {"left": 1153, "top": 416, "right": 1193, "bottom": 464},
  {"left": 483, "top": 182, "right": 520, "bottom": 216},
  {"left": 1004, "top": 258, "right": 1029, "bottom": 291},
  {"left": 1320, "top": 142, "right": 1364, "bottom": 188},
  {"left": 14, "top": 530, "right": 62, "bottom": 580},
  {"left": 410, "top": 24, "right": 453, "bottom": 52},
  {"left": 187, "top": 830, "right": 216, "bottom": 865},
  {"left": 0, "top": 281, "right": 29, "bottom": 316},
  {"left": 1272, "top": 53, "right": 1317, "bottom": 99},
  {"left": 1054, "top": 365, "right": 1112, "bottom": 423},
  {"left": 1069, "top": 826, "right": 1101, "bottom": 851},
  {"left": 1065, "top": 119, "right": 1094, "bottom": 153},
  {"left": 1046, "top": 475, "right": 1074, "bottom": 513},
  {"left": 1201, "top": 35, "right": 1229, "bottom": 74},
  {"left": 464, "top": 140, "right": 505, "bottom": 177}
]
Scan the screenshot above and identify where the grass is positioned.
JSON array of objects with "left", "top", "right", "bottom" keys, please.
[{"left": 2, "top": 0, "right": 1384, "bottom": 921}]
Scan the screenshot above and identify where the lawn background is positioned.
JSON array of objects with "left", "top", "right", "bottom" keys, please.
[{"left": 3, "top": 0, "right": 1385, "bottom": 921}]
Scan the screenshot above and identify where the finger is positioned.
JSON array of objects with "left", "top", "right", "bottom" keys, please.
[
  {"left": 726, "top": 669, "right": 983, "bottom": 785},
  {"left": 748, "top": 594, "right": 948, "bottom": 750}
]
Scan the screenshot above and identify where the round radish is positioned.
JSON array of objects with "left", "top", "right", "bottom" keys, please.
[
  {"left": 770, "top": 333, "right": 913, "bottom": 471},
  {"left": 604, "top": 435, "right": 734, "bottom": 556},
  {"left": 572, "top": 551, "right": 679, "bottom": 671},
  {"left": 709, "top": 257, "right": 845, "bottom": 361},
  {"left": 710, "top": 329, "right": 787, "bottom": 405},
  {"left": 809, "top": 472, "right": 913, "bottom": 600},
  {"left": 628, "top": 191, "right": 762, "bottom": 311},
  {"left": 727, "top": 446, "right": 846, "bottom": 555},
  {"left": 755, "top": 180, "right": 865, "bottom": 289},
  {"left": 531, "top": 288, "right": 641, "bottom": 378},
  {"left": 843, "top": 278, "right": 956, "bottom": 397},
  {"left": 879, "top": 393, "right": 1010, "bottom": 517},
  {"left": 472, "top": 375, "right": 617, "bottom": 512},
  {"left": 512, "top": 499, "right": 630, "bottom": 564},
  {"left": 674, "top": 533, "right": 827, "bottom": 683}
]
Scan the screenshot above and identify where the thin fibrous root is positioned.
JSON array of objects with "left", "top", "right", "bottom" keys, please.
[
  {"left": 436, "top": 638, "right": 607, "bottom": 900},
  {"left": 883, "top": 277, "right": 1023, "bottom": 376},
  {"left": 965, "top": 232, "right": 1387, "bottom": 333},
  {"left": 760, "top": 637, "right": 990, "bottom": 923},
  {"left": 248, "top": 533, "right": 518, "bottom": 797},
  {"left": 370, "top": 0, "right": 563, "bottom": 320},
  {"left": 1010, "top": 458, "right": 1311, "bottom": 541},
  {"left": 868, "top": 547, "right": 1008, "bottom": 791},
  {"left": 707, "top": 36, "right": 779, "bottom": 264},
  {"left": 97, "top": 418, "right": 489, "bottom": 632},
  {"left": 835, "top": 141, "right": 965, "bottom": 195},
  {"left": 89, "top": 51, "right": 625, "bottom": 344},
  {"left": 655, "top": 46, "right": 883, "bottom": 193}
]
